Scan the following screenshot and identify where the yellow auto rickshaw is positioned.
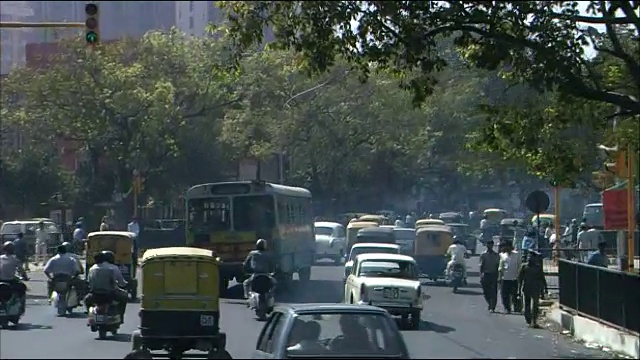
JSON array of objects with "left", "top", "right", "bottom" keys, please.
[
  {"left": 85, "top": 231, "right": 138, "bottom": 301},
  {"left": 346, "top": 221, "right": 378, "bottom": 252},
  {"left": 357, "top": 214, "right": 391, "bottom": 225},
  {"left": 414, "top": 225, "right": 454, "bottom": 281},
  {"left": 130, "top": 247, "right": 231, "bottom": 359},
  {"left": 531, "top": 214, "right": 555, "bottom": 227},
  {"left": 415, "top": 218, "right": 445, "bottom": 228}
]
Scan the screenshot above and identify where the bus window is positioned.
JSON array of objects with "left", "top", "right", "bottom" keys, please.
[
  {"left": 188, "top": 198, "right": 231, "bottom": 231},
  {"left": 234, "top": 195, "right": 276, "bottom": 233}
]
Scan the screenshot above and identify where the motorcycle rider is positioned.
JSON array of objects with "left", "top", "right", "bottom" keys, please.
[
  {"left": 0, "top": 241, "right": 28, "bottom": 314},
  {"left": 242, "top": 239, "right": 276, "bottom": 299},
  {"left": 445, "top": 236, "right": 468, "bottom": 283},
  {"left": 86, "top": 251, "right": 128, "bottom": 322},
  {"left": 43, "top": 243, "right": 83, "bottom": 302}
]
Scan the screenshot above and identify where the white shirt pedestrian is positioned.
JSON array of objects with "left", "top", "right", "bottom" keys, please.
[
  {"left": 127, "top": 221, "right": 140, "bottom": 237},
  {"left": 499, "top": 251, "right": 521, "bottom": 281},
  {"left": 34, "top": 226, "right": 49, "bottom": 265}
]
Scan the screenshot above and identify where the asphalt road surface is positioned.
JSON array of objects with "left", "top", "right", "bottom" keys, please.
[{"left": 1, "top": 248, "right": 616, "bottom": 359}]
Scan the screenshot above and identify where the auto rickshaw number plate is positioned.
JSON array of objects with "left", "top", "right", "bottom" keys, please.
[
  {"left": 200, "top": 315, "right": 215, "bottom": 327},
  {"left": 383, "top": 288, "right": 399, "bottom": 299}
]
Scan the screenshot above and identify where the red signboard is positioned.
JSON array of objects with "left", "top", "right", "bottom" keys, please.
[{"left": 603, "top": 189, "right": 628, "bottom": 230}]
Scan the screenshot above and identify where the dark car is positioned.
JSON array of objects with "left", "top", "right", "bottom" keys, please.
[{"left": 252, "top": 303, "right": 410, "bottom": 359}]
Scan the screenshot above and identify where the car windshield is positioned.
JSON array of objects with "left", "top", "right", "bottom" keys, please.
[
  {"left": 584, "top": 206, "right": 602, "bottom": 214},
  {"left": 315, "top": 227, "right": 334, "bottom": 236},
  {"left": 285, "top": 313, "right": 403, "bottom": 357},
  {"left": 188, "top": 197, "right": 231, "bottom": 232},
  {"left": 233, "top": 195, "right": 276, "bottom": 235},
  {"left": 0, "top": 224, "right": 22, "bottom": 235},
  {"left": 358, "top": 260, "right": 418, "bottom": 280},
  {"left": 349, "top": 247, "right": 398, "bottom": 261}
]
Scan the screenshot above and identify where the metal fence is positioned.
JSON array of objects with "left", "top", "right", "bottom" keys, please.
[{"left": 558, "top": 259, "right": 640, "bottom": 334}]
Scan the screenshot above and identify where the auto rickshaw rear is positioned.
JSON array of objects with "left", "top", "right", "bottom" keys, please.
[
  {"left": 85, "top": 231, "right": 138, "bottom": 301},
  {"left": 413, "top": 225, "right": 454, "bottom": 282},
  {"left": 130, "top": 247, "right": 231, "bottom": 359}
]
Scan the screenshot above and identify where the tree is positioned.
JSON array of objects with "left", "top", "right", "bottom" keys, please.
[
  {"left": 219, "top": 1, "right": 639, "bottom": 181},
  {"left": 1, "top": 28, "right": 239, "bottom": 207},
  {"left": 221, "top": 1, "right": 639, "bottom": 114}
]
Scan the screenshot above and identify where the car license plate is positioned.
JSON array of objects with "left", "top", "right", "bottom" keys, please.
[
  {"left": 94, "top": 315, "right": 105, "bottom": 322},
  {"left": 200, "top": 315, "right": 214, "bottom": 327},
  {"left": 454, "top": 270, "right": 463, "bottom": 276},
  {"left": 0, "top": 310, "right": 6, "bottom": 315},
  {"left": 383, "top": 288, "right": 399, "bottom": 299}
]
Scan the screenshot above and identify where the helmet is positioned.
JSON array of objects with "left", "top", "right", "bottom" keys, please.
[
  {"left": 57, "top": 243, "right": 68, "bottom": 254},
  {"left": 93, "top": 252, "right": 106, "bottom": 264},
  {"left": 2, "top": 241, "right": 15, "bottom": 255},
  {"left": 62, "top": 241, "right": 72, "bottom": 248},
  {"left": 256, "top": 239, "right": 267, "bottom": 251},
  {"left": 452, "top": 236, "right": 461, "bottom": 244},
  {"left": 101, "top": 250, "right": 115, "bottom": 264},
  {"left": 75, "top": 222, "right": 82, "bottom": 228}
]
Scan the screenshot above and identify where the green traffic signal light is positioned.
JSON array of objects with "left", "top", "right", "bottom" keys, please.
[{"left": 86, "top": 31, "right": 98, "bottom": 44}]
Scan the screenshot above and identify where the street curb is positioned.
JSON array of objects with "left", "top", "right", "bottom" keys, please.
[{"left": 546, "top": 306, "right": 639, "bottom": 358}]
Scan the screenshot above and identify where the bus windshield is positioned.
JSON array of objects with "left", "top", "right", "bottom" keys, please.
[
  {"left": 233, "top": 195, "right": 276, "bottom": 234},
  {"left": 188, "top": 197, "right": 231, "bottom": 231}
]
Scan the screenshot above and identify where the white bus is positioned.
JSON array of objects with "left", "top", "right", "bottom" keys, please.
[{"left": 185, "top": 180, "right": 314, "bottom": 293}]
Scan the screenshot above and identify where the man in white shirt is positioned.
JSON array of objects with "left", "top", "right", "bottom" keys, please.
[
  {"left": 578, "top": 224, "right": 603, "bottom": 262},
  {"left": 34, "top": 221, "right": 49, "bottom": 266},
  {"left": 446, "top": 237, "right": 467, "bottom": 282},
  {"left": 127, "top": 217, "right": 140, "bottom": 237},
  {"left": 499, "top": 241, "right": 521, "bottom": 313},
  {"left": 480, "top": 215, "right": 490, "bottom": 244},
  {"left": 405, "top": 213, "right": 415, "bottom": 228}
]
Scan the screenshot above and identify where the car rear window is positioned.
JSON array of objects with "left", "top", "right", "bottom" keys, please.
[{"left": 286, "top": 313, "right": 403, "bottom": 357}]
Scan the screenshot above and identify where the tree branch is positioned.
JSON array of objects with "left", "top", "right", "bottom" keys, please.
[{"left": 183, "top": 96, "right": 243, "bottom": 119}]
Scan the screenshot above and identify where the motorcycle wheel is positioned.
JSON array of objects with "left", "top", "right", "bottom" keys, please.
[
  {"left": 0, "top": 319, "right": 8, "bottom": 329},
  {"left": 98, "top": 328, "right": 108, "bottom": 339},
  {"left": 207, "top": 349, "right": 233, "bottom": 359}
]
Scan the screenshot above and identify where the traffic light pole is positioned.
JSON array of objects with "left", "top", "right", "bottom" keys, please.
[
  {"left": 0, "top": 22, "right": 84, "bottom": 28},
  {"left": 627, "top": 150, "right": 636, "bottom": 270}
]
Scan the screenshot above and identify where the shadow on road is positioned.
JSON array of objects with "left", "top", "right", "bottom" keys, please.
[
  {"left": 453, "top": 289, "right": 483, "bottom": 296},
  {"left": 64, "top": 312, "right": 88, "bottom": 319},
  {"left": 280, "top": 280, "right": 343, "bottom": 304},
  {"left": 420, "top": 321, "right": 455, "bottom": 333},
  {"left": 10, "top": 323, "right": 53, "bottom": 331},
  {"left": 110, "top": 333, "right": 133, "bottom": 342},
  {"left": 26, "top": 294, "right": 49, "bottom": 300},
  {"left": 313, "top": 261, "right": 342, "bottom": 267}
]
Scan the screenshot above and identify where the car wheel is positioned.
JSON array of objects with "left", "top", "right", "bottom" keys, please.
[{"left": 410, "top": 312, "right": 421, "bottom": 330}]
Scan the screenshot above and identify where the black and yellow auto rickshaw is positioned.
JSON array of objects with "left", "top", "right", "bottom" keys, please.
[
  {"left": 355, "top": 226, "right": 395, "bottom": 245},
  {"left": 415, "top": 218, "right": 445, "bottom": 228},
  {"left": 438, "top": 212, "right": 463, "bottom": 224},
  {"left": 346, "top": 221, "right": 378, "bottom": 252},
  {"left": 85, "top": 231, "right": 138, "bottom": 301},
  {"left": 130, "top": 247, "right": 231, "bottom": 359},
  {"left": 414, "top": 225, "right": 454, "bottom": 281},
  {"left": 357, "top": 214, "right": 392, "bottom": 225},
  {"left": 500, "top": 218, "right": 525, "bottom": 246}
]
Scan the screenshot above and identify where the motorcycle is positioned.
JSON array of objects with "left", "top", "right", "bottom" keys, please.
[
  {"left": 449, "top": 263, "right": 465, "bottom": 293},
  {"left": 87, "top": 293, "right": 121, "bottom": 339},
  {"left": 51, "top": 275, "right": 80, "bottom": 316},
  {"left": 248, "top": 274, "right": 275, "bottom": 321},
  {"left": 0, "top": 282, "right": 24, "bottom": 328}
]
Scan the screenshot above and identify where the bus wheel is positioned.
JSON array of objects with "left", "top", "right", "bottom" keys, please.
[{"left": 298, "top": 268, "right": 311, "bottom": 283}]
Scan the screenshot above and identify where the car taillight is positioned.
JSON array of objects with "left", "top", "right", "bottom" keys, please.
[{"left": 360, "top": 285, "right": 368, "bottom": 301}]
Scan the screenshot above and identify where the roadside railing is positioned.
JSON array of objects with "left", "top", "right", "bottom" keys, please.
[{"left": 558, "top": 259, "right": 640, "bottom": 334}]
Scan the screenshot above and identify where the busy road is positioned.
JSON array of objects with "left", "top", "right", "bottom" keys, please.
[{"left": 0, "top": 247, "right": 616, "bottom": 359}]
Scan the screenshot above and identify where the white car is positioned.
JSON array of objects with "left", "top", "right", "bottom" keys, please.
[
  {"left": 344, "top": 243, "right": 400, "bottom": 280},
  {"left": 344, "top": 253, "right": 423, "bottom": 330},
  {"left": 313, "top": 221, "right": 346, "bottom": 263}
]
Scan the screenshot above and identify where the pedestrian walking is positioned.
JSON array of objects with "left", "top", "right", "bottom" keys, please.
[
  {"left": 99, "top": 216, "right": 110, "bottom": 231},
  {"left": 518, "top": 249, "right": 548, "bottom": 328},
  {"left": 12, "top": 232, "right": 30, "bottom": 279},
  {"left": 34, "top": 221, "right": 49, "bottom": 266},
  {"left": 499, "top": 241, "right": 521, "bottom": 313},
  {"left": 479, "top": 238, "right": 500, "bottom": 312}
]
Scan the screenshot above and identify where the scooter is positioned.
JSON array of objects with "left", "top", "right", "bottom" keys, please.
[
  {"left": 51, "top": 275, "right": 80, "bottom": 316},
  {"left": 0, "top": 282, "right": 24, "bottom": 328},
  {"left": 248, "top": 274, "right": 275, "bottom": 321},
  {"left": 449, "top": 263, "right": 465, "bottom": 293},
  {"left": 87, "top": 293, "right": 121, "bottom": 339}
]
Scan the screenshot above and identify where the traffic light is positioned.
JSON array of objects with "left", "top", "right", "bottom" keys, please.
[
  {"left": 604, "top": 149, "right": 628, "bottom": 177},
  {"left": 133, "top": 175, "right": 145, "bottom": 194},
  {"left": 85, "top": 3, "right": 99, "bottom": 45}
]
